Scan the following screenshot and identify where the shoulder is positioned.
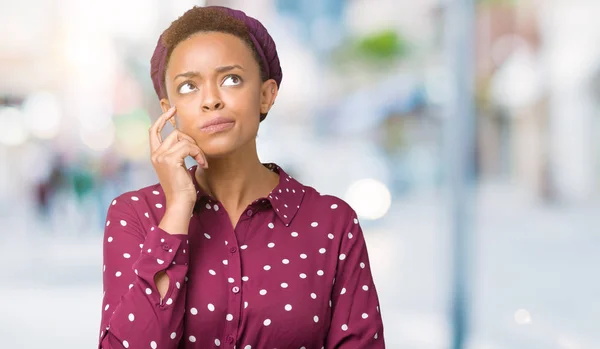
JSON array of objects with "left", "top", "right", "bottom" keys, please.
[{"left": 298, "top": 185, "right": 359, "bottom": 229}]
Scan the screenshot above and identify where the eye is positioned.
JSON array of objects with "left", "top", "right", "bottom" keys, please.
[
  {"left": 178, "top": 82, "right": 197, "bottom": 94},
  {"left": 222, "top": 75, "right": 242, "bottom": 86}
]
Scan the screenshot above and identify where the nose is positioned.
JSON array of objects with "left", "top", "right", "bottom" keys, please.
[{"left": 201, "top": 84, "right": 223, "bottom": 111}]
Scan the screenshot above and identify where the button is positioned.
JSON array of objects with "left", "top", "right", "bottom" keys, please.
[
  {"left": 232, "top": 286, "right": 240, "bottom": 294},
  {"left": 246, "top": 209, "right": 253, "bottom": 217},
  {"left": 229, "top": 247, "right": 237, "bottom": 253},
  {"left": 226, "top": 335, "right": 234, "bottom": 344},
  {"left": 162, "top": 245, "right": 170, "bottom": 251}
]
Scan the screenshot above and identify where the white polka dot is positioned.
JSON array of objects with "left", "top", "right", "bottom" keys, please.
[
  {"left": 259, "top": 289, "right": 267, "bottom": 295},
  {"left": 329, "top": 300, "right": 332, "bottom": 307},
  {"left": 291, "top": 232, "right": 299, "bottom": 237},
  {"left": 363, "top": 285, "right": 369, "bottom": 291},
  {"left": 244, "top": 301, "right": 248, "bottom": 309},
  {"left": 244, "top": 346, "right": 251, "bottom": 349},
  {"left": 155, "top": 203, "right": 163, "bottom": 208},
  {"left": 242, "top": 276, "right": 249, "bottom": 281},
  {"left": 107, "top": 237, "right": 113, "bottom": 242},
  {"left": 145, "top": 288, "right": 152, "bottom": 295},
  {"left": 215, "top": 339, "right": 221, "bottom": 346},
  {"left": 281, "top": 282, "right": 288, "bottom": 288},
  {"left": 285, "top": 304, "right": 292, "bottom": 311},
  {"left": 151, "top": 227, "right": 155, "bottom": 231},
  {"left": 166, "top": 298, "right": 173, "bottom": 305},
  {"left": 147, "top": 249, "right": 152, "bottom": 253},
  {"left": 374, "top": 332, "right": 378, "bottom": 339},
  {"left": 129, "top": 284, "right": 133, "bottom": 289},
  {"left": 377, "top": 305, "right": 380, "bottom": 312},
  {"left": 331, "top": 204, "right": 338, "bottom": 209},
  {"left": 221, "top": 260, "right": 228, "bottom": 266},
  {"left": 342, "top": 324, "right": 348, "bottom": 331},
  {"left": 228, "top": 277, "right": 234, "bottom": 283},
  {"left": 209, "top": 269, "right": 216, "bottom": 275},
  {"left": 189, "top": 336, "right": 196, "bottom": 342},
  {"left": 152, "top": 190, "right": 160, "bottom": 195},
  {"left": 317, "top": 270, "right": 324, "bottom": 276},
  {"left": 213, "top": 204, "right": 219, "bottom": 211},
  {"left": 267, "top": 242, "right": 275, "bottom": 248},
  {"left": 362, "top": 313, "right": 369, "bottom": 319},
  {"left": 241, "top": 245, "right": 248, "bottom": 250},
  {"left": 104, "top": 304, "right": 110, "bottom": 311},
  {"left": 131, "top": 196, "right": 139, "bottom": 201},
  {"left": 282, "top": 259, "right": 290, "bottom": 264},
  {"left": 261, "top": 318, "right": 271, "bottom": 327},
  {"left": 106, "top": 221, "right": 110, "bottom": 227},
  {"left": 319, "top": 248, "right": 326, "bottom": 254},
  {"left": 314, "top": 315, "right": 319, "bottom": 323},
  {"left": 190, "top": 307, "right": 198, "bottom": 315},
  {"left": 115, "top": 271, "right": 122, "bottom": 277},
  {"left": 328, "top": 233, "right": 334, "bottom": 239},
  {"left": 128, "top": 313, "right": 134, "bottom": 321},
  {"left": 139, "top": 244, "right": 143, "bottom": 249},
  {"left": 311, "top": 293, "right": 317, "bottom": 299},
  {"left": 263, "top": 265, "right": 271, "bottom": 271},
  {"left": 205, "top": 203, "right": 211, "bottom": 209},
  {"left": 204, "top": 233, "right": 211, "bottom": 239},
  {"left": 300, "top": 253, "right": 307, "bottom": 259},
  {"left": 311, "top": 222, "right": 318, "bottom": 227},
  {"left": 103, "top": 265, "right": 106, "bottom": 271},
  {"left": 360, "top": 262, "right": 366, "bottom": 269},
  {"left": 339, "top": 254, "right": 346, "bottom": 260},
  {"left": 157, "top": 259, "right": 164, "bottom": 265},
  {"left": 226, "top": 314, "right": 233, "bottom": 321},
  {"left": 176, "top": 282, "right": 181, "bottom": 289},
  {"left": 123, "top": 253, "right": 131, "bottom": 259},
  {"left": 348, "top": 232, "right": 353, "bottom": 239},
  {"left": 268, "top": 222, "right": 274, "bottom": 229},
  {"left": 112, "top": 200, "right": 117, "bottom": 205},
  {"left": 170, "top": 332, "right": 176, "bottom": 339},
  {"left": 354, "top": 218, "right": 358, "bottom": 224},
  {"left": 300, "top": 273, "right": 307, "bottom": 279},
  {"left": 341, "top": 287, "right": 347, "bottom": 295},
  {"left": 208, "top": 303, "right": 215, "bottom": 311},
  {"left": 123, "top": 340, "right": 129, "bottom": 348},
  {"left": 120, "top": 220, "right": 127, "bottom": 227}
]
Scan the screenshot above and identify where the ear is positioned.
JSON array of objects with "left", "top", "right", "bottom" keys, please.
[
  {"left": 260, "top": 79, "right": 278, "bottom": 115},
  {"left": 159, "top": 98, "right": 177, "bottom": 128}
]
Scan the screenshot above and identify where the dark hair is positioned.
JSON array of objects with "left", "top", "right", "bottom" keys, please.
[{"left": 162, "top": 6, "right": 268, "bottom": 86}]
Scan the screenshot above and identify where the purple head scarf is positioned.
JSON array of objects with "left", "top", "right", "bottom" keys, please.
[{"left": 150, "top": 6, "right": 282, "bottom": 120}]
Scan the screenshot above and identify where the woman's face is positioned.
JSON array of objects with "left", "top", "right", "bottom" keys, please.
[{"left": 161, "top": 31, "right": 277, "bottom": 158}]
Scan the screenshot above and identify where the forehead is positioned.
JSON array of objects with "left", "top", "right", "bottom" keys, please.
[{"left": 167, "top": 32, "right": 258, "bottom": 74}]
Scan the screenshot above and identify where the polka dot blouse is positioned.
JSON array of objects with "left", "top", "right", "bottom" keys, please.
[{"left": 98, "top": 163, "right": 385, "bottom": 348}]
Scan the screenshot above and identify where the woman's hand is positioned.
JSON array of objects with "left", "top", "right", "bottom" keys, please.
[{"left": 149, "top": 106, "right": 207, "bottom": 209}]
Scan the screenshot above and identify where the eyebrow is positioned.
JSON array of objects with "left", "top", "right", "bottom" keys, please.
[{"left": 173, "top": 65, "right": 245, "bottom": 81}]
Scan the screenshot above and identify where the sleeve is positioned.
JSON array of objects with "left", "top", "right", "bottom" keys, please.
[
  {"left": 98, "top": 195, "right": 190, "bottom": 349},
  {"left": 326, "top": 210, "right": 385, "bottom": 348}
]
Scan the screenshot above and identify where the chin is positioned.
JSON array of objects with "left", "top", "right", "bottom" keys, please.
[{"left": 198, "top": 137, "right": 244, "bottom": 159}]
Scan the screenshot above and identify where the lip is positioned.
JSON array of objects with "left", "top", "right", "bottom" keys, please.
[{"left": 200, "top": 116, "right": 235, "bottom": 133}]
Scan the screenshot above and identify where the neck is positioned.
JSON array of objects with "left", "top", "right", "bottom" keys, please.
[{"left": 194, "top": 139, "right": 279, "bottom": 212}]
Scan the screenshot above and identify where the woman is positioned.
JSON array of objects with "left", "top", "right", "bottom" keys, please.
[{"left": 99, "top": 6, "right": 384, "bottom": 348}]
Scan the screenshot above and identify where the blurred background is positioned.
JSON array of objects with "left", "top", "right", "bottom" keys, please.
[{"left": 1, "top": 0, "right": 599, "bottom": 348}]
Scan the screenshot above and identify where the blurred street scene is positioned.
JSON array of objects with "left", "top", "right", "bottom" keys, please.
[{"left": 1, "top": 0, "right": 600, "bottom": 348}]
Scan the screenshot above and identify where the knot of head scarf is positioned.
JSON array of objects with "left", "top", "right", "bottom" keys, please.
[{"left": 150, "top": 6, "right": 282, "bottom": 104}]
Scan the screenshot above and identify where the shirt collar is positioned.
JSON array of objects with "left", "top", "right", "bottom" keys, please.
[{"left": 188, "top": 163, "right": 305, "bottom": 226}]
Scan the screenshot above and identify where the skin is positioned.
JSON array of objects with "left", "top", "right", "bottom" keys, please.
[{"left": 148, "top": 31, "right": 280, "bottom": 297}]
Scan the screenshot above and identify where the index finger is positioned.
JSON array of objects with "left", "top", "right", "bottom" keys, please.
[{"left": 149, "top": 106, "right": 177, "bottom": 152}]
